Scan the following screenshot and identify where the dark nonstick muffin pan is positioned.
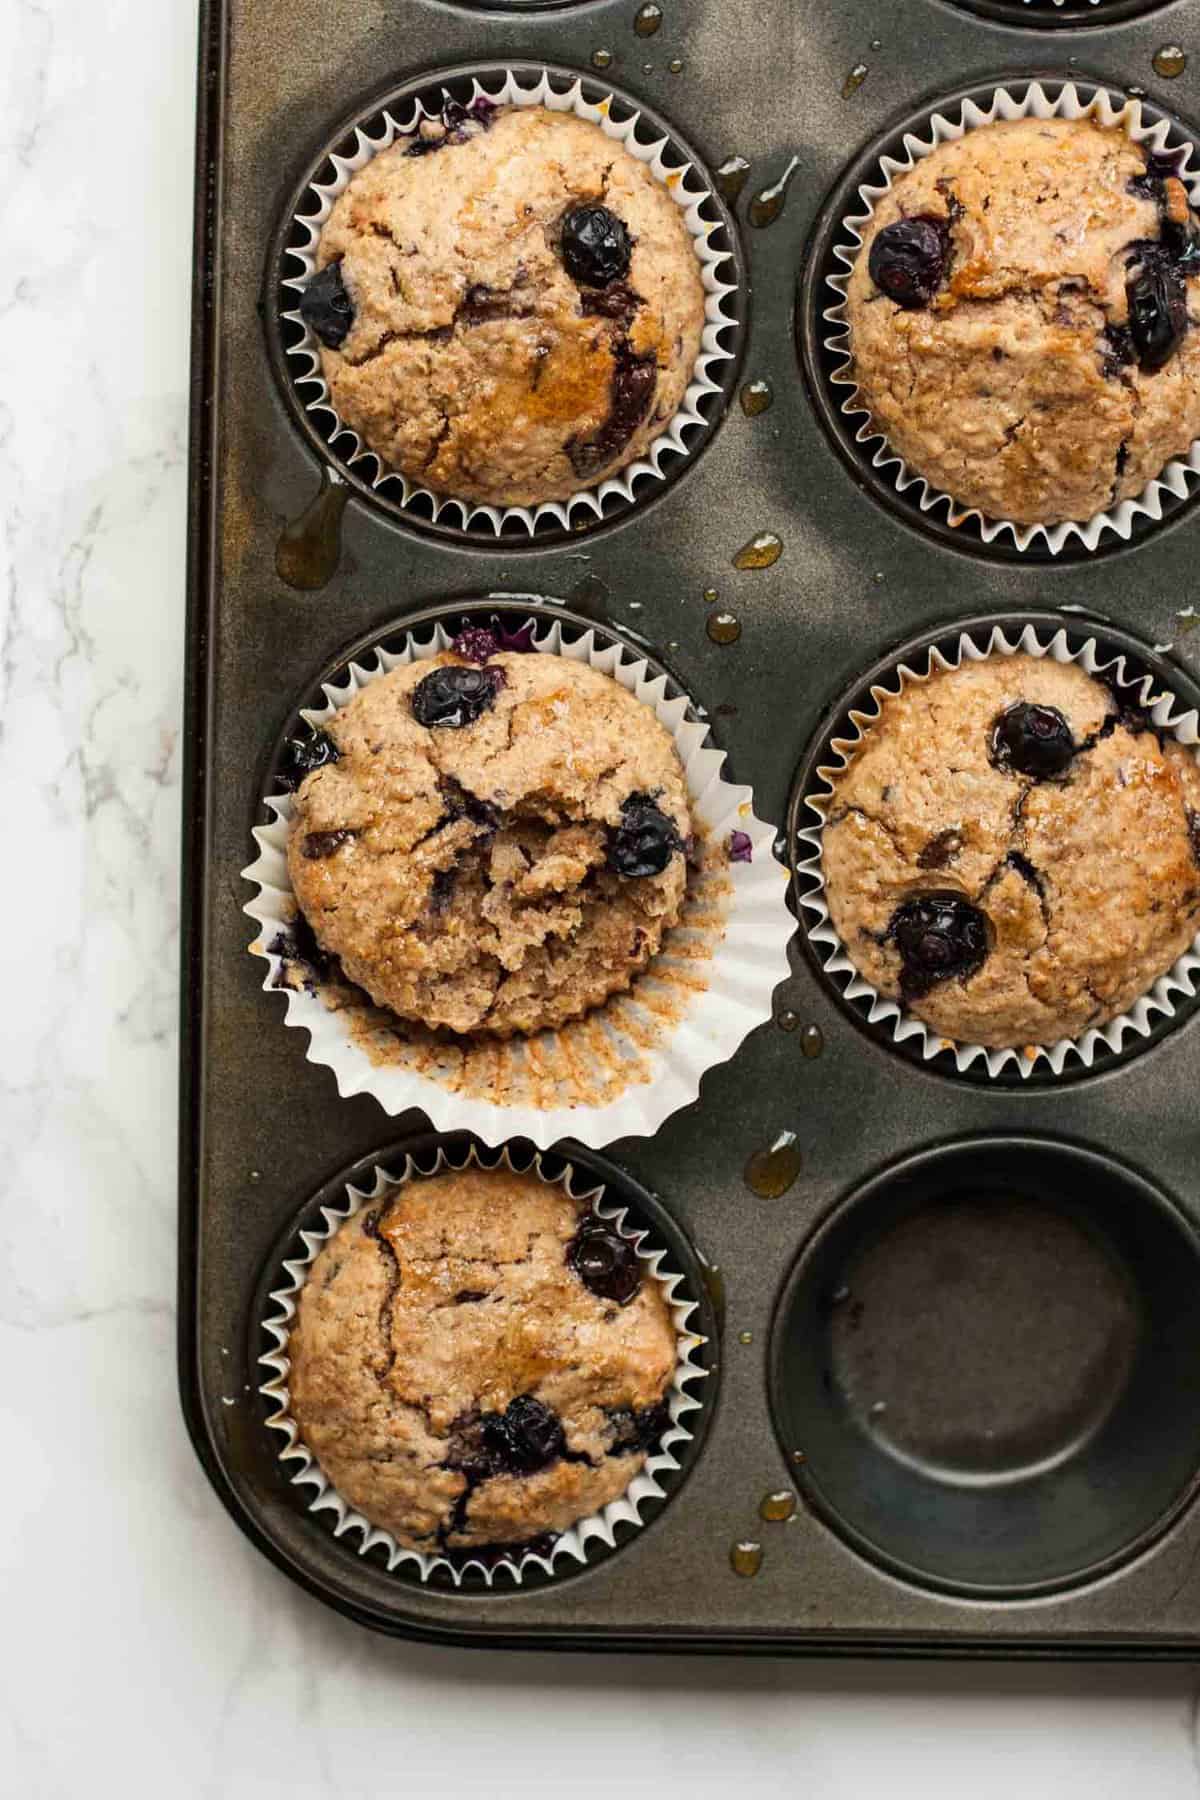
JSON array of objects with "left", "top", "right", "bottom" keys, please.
[{"left": 183, "top": 0, "right": 1200, "bottom": 1652}]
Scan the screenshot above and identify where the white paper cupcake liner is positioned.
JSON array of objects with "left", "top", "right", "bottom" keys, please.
[
  {"left": 793, "top": 622, "right": 1200, "bottom": 1079},
  {"left": 258, "top": 1141, "right": 708, "bottom": 1589},
  {"left": 280, "top": 66, "right": 738, "bottom": 536},
  {"left": 825, "top": 80, "right": 1200, "bottom": 555},
  {"left": 242, "top": 613, "right": 793, "bottom": 1146}
]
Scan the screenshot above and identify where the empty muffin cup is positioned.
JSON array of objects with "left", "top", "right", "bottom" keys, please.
[
  {"left": 258, "top": 1137, "right": 711, "bottom": 1589},
  {"left": 271, "top": 63, "right": 741, "bottom": 543},
  {"left": 243, "top": 598, "right": 793, "bottom": 1145},
  {"left": 789, "top": 614, "right": 1200, "bottom": 1081},
  {"left": 809, "top": 78, "right": 1200, "bottom": 557},
  {"left": 948, "top": 1, "right": 1174, "bottom": 23},
  {"left": 770, "top": 1135, "right": 1200, "bottom": 1596}
]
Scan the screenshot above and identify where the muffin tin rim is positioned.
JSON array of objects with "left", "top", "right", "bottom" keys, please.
[
  {"left": 261, "top": 57, "right": 748, "bottom": 551},
  {"left": 767, "top": 1128, "right": 1200, "bottom": 1601},
  {"left": 795, "top": 68, "right": 1200, "bottom": 565},
  {"left": 784, "top": 606, "right": 1200, "bottom": 1088}
]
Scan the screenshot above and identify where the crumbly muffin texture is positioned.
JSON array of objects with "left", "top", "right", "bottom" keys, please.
[
  {"left": 821, "top": 654, "right": 1200, "bottom": 1049},
  {"left": 287, "top": 650, "right": 691, "bottom": 1037},
  {"left": 847, "top": 117, "right": 1200, "bottom": 525},
  {"left": 287, "top": 1165, "right": 679, "bottom": 1553},
  {"left": 303, "top": 103, "right": 707, "bottom": 508}
]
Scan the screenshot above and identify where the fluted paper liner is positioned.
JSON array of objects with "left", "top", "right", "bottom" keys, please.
[
  {"left": 824, "top": 80, "right": 1200, "bottom": 555},
  {"left": 793, "top": 624, "right": 1200, "bottom": 1079},
  {"left": 281, "top": 66, "right": 738, "bottom": 535},
  {"left": 258, "top": 1142, "right": 708, "bottom": 1589},
  {"left": 242, "top": 618, "right": 792, "bottom": 1145}
]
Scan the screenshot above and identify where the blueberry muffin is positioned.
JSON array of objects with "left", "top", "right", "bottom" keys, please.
[
  {"left": 287, "top": 1164, "right": 679, "bottom": 1554},
  {"left": 282, "top": 641, "right": 691, "bottom": 1037},
  {"left": 846, "top": 117, "right": 1200, "bottom": 525},
  {"left": 298, "top": 101, "right": 707, "bottom": 508},
  {"left": 820, "top": 654, "right": 1200, "bottom": 1048}
]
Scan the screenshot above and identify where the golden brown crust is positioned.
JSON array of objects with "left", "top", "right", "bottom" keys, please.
[
  {"left": 821, "top": 655, "right": 1200, "bottom": 1048},
  {"left": 314, "top": 106, "right": 706, "bottom": 507},
  {"left": 846, "top": 118, "right": 1200, "bottom": 526},
  {"left": 287, "top": 1165, "right": 678, "bottom": 1551},
  {"left": 287, "top": 653, "right": 691, "bottom": 1037}
]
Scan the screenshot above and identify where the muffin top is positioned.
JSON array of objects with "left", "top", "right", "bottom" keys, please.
[
  {"left": 300, "top": 102, "right": 707, "bottom": 508},
  {"left": 846, "top": 117, "right": 1200, "bottom": 525},
  {"left": 287, "top": 1163, "right": 679, "bottom": 1553},
  {"left": 286, "top": 647, "right": 691, "bottom": 1037},
  {"left": 820, "top": 654, "right": 1200, "bottom": 1049}
]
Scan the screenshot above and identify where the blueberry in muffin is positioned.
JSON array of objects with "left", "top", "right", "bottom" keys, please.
[
  {"left": 820, "top": 653, "right": 1200, "bottom": 1048},
  {"left": 286, "top": 1163, "right": 679, "bottom": 1554},
  {"left": 298, "top": 102, "right": 707, "bottom": 508},
  {"left": 283, "top": 647, "right": 692, "bottom": 1037},
  {"left": 847, "top": 117, "right": 1200, "bottom": 526}
]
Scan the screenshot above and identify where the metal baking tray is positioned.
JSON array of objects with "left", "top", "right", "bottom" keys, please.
[{"left": 181, "top": 0, "right": 1200, "bottom": 1653}]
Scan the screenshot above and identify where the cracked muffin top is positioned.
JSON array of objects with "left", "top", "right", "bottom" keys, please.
[
  {"left": 820, "top": 654, "right": 1200, "bottom": 1049},
  {"left": 846, "top": 117, "right": 1200, "bottom": 526},
  {"left": 287, "top": 1163, "right": 679, "bottom": 1555},
  {"left": 298, "top": 101, "right": 707, "bottom": 508},
  {"left": 284, "top": 646, "right": 691, "bottom": 1038}
]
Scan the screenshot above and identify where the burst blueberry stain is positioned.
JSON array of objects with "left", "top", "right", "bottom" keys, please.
[
  {"left": 868, "top": 215, "right": 951, "bottom": 309},
  {"left": 991, "top": 702, "right": 1076, "bottom": 778},
  {"left": 729, "top": 830, "right": 753, "bottom": 864},
  {"left": 607, "top": 793, "right": 683, "bottom": 877},
  {"left": 606, "top": 1402, "right": 670, "bottom": 1456},
  {"left": 451, "top": 625, "right": 499, "bottom": 665},
  {"left": 411, "top": 664, "right": 505, "bottom": 728},
  {"left": 1126, "top": 255, "right": 1188, "bottom": 370},
  {"left": 888, "top": 893, "right": 990, "bottom": 1000},
  {"left": 300, "top": 828, "right": 355, "bottom": 860},
  {"left": 298, "top": 260, "right": 355, "bottom": 349}
]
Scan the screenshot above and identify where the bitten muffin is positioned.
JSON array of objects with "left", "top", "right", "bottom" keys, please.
[
  {"left": 820, "top": 654, "right": 1200, "bottom": 1048},
  {"left": 287, "top": 1164, "right": 679, "bottom": 1554},
  {"left": 297, "top": 100, "right": 707, "bottom": 507},
  {"left": 846, "top": 117, "right": 1200, "bottom": 525},
  {"left": 282, "top": 643, "right": 692, "bottom": 1037}
]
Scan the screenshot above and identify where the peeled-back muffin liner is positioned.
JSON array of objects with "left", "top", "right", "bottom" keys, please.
[
  {"left": 793, "top": 623, "right": 1200, "bottom": 1079},
  {"left": 258, "top": 1141, "right": 708, "bottom": 1589},
  {"left": 280, "top": 67, "right": 738, "bottom": 535},
  {"left": 824, "top": 80, "right": 1200, "bottom": 555},
  {"left": 242, "top": 617, "right": 792, "bottom": 1146}
]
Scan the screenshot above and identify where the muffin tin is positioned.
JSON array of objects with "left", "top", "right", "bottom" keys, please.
[{"left": 183, "top": 0, "right": 1200, "bottom": 1653}]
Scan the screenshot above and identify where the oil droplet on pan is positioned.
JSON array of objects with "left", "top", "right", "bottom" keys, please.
[
  {"left": 733, "top": 532, "right": 782, "bottom": 570},
  {"left": 842, "top": 61, "right": 869, "bottom": 100},
  {"left": 738, "top": 1329, "right": 754, "bottom": 1345},
  {"left": 739, "top": 378, "right": 774, "bottom": 417},
  {"left": 707, "top": 609, "right": 741, "bottom": 645},
  {"left": 760, "top": 1489, "right": 797, "bottom": 1523},
  {"left": 591, "top": 47, "right": 614, "bottom": 70},
  {"left": 776, "top": 1008, "right": 800, "bottom": 1033},
  {"left": 633, "top": 1, "right": 663, "bottom": 35},
  {"left": 668, "top": 57, "right": 683, "bottom": 74},
  {"left": 748, "top": 155, "right": 800, "bottom": 228},
  {"left": 715, "top": 155, "right": 751, "bottom": 204},
  {"left": 1153, "top": 44, "right": 1187, "bottom": 79},
  {"left": 731, "top": 1540, "right": 763, "bottom": 1577},
  {"left": 800, "top": 1023, "right": 824, "bottom": 1059},
  {"left": 276, "top": 472, "right": 350, "bottom": 592},
  {"left": 568, "top": 571, "right": 612, "bottom": 620},
  {"left": 744, "top": 1130, "right": 802, "bottom": 1198}
]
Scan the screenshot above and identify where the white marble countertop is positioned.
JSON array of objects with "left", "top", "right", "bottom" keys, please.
[{"left": 5, "top": 2, "right": 1200, "bottom": 1793}]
